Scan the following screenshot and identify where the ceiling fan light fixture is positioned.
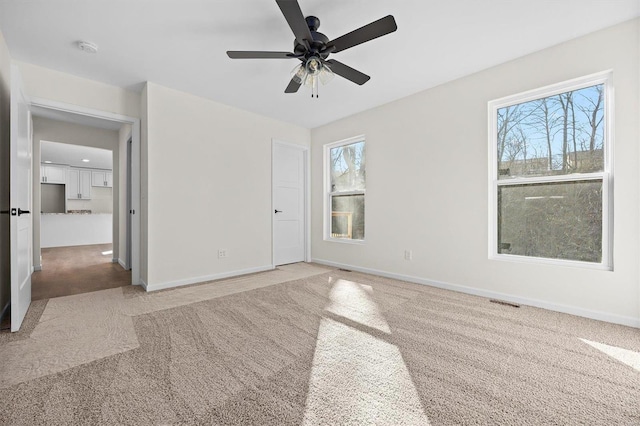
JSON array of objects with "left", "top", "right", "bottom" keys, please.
[
  {"left": 291, "top": 63, "right": 306, "bottom": 85},
  {"left": 291, "top": 57, "right": 335, "bottom": 98},
  {"left": 319, "top": 63, "right": 334, "bottom": 85},
  {"left": 305, "top": 57, "right": 321, "bottom": 75}
]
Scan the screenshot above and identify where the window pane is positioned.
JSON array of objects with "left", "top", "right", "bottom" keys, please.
[
  {"left": 330, "top": 141, "right": 365, "bottom": 192},
  {"left": 331, "top": 194, "right": 365, "bottom": 240},
  {"left": 498, "top": 180, "right": 602, "bottom": 263},
  {"left": 497, "top": 84, "right": 604, "bottom": 180}
]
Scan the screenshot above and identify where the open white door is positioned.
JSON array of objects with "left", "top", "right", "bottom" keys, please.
[
  {"left": 273, "top": 141, "right": 306, "bottom": 266},
  {"left": 10, "top": 64, "right": 32, "bottom": 332}
]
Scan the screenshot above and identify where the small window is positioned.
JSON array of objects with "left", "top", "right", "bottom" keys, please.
[
  {"left": 325, "top": 137, "right": 365, "bottom": 241},
  {"left": 489, "top": 72, "right": 612, "bottom": 269}
]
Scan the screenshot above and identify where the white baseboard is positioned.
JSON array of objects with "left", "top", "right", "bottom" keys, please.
[
  {"left": 118, "top": 258, "right": 128, "bottom": 269},
  {"left": 34, "top": 265, "right": 42, "bottom": 272},
  {"left": 139, "top": 278, "right": 148, "bottom": 290},
  {"left": 312, "top": 258, "right": 640, "bottom": 329},
  {"left": 144, "top": 265, "right": 275, "bottom": 292}
]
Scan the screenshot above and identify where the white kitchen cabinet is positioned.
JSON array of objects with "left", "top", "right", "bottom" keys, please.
[
  {"left": 67, "top": 168, "right": 92, "bottom": 199},
  {"left": 91, "top": 170, "right": 113, "bottom": 188},
  {"left": 40, "top": 164, "right": 67, "bottom": 184}
]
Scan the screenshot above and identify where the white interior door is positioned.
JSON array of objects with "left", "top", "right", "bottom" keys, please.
[
  {"left": 273, "top": 142, "right": 306, "bottom": 266},
  {"left": 10, "top": 64, "right": 32, "bottom": 332}
]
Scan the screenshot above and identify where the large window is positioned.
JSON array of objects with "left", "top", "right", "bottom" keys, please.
[
  {"left": 325, "top": 137, "right": 365, "bottom": 241},
  {"left": 489, "top": 72, "right": 612, "bottom": 269}
]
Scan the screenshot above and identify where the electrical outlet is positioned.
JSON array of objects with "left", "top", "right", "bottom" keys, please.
[
  {"left": 404, "top": 250, "right": 412, "bottom": 260},
  {"left": 218, "top": 249, "right": 228, "bottom": 259}
]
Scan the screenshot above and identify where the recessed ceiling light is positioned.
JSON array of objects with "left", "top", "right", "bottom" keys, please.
[
  {"left": 77, "top": 41, "right": 98, "bottom": 54},
  {"left": 82, "top": 159, "right": 90, "bottom": 162},
  {"left": 44, "top": 160, "right": 52, "bottom": 164}
]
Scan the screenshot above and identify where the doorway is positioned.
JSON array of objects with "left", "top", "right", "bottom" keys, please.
[
  {"left": 31, "top": 104, "right": 140, "bottom": 300},
  {"left": 29, "top": 99, "right": 141, "bottom": 289},
  {"left": 33, "top": 133, "right": 123, "bottom": 299},
  {"left": 272, "top": 140, "right": 309, "bottom": 266}
]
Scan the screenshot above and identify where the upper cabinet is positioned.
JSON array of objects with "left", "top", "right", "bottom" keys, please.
[
  {"left": 67, "top": 168, "right": 92, "bottom": 199},
  {"left": 40, "top": 164, "right": 67, "bottom": 184},
  {"left": 91, "top": 170, "right": 113, "bottom": 188}
]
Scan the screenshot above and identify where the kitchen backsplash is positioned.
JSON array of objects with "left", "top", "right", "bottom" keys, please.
[{"left": 67, "top": 186, "right": 113, "bottom": 213}]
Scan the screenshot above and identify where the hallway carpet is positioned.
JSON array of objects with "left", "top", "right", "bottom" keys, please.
[
  {"left": 31, "top": 243, "right": 131, "bottom": 300},
  {"left": 1, "top": 265, "right": 639, "bottom": 425}
]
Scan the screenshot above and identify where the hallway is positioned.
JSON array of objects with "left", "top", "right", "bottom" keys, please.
[{"left": 31, "top": 243, "right": 131, "bottom": 300}]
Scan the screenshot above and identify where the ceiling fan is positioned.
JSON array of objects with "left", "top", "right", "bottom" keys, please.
[{"left": 226, "top": 0, "right": 397, "bottom": 97}]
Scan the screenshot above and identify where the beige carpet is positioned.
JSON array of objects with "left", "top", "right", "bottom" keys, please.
[{"left": 1, "top": 265, "right": 639, "bottom": 425}]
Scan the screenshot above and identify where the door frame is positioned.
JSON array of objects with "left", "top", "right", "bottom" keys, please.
[
  {"left": 125, "top": 135, "right": 132, "bottom": 270},
  {"left": 30, "top": 97, "right": 142, "bottom": 285},
  {"left": 271, "top": 139, "right": 310, "bottom": 267}
]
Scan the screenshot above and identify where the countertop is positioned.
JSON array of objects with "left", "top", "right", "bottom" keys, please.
[{"left": 41, "top": 212, "right": 112, "bottom": 215}]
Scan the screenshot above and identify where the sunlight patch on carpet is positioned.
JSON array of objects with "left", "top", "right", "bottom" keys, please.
[
  {"left": 580, "top": 338, "right": 640, "bottom": 372},
  {"left": 303, "top": 278, "right": 430, "bottom": 425},
  {"left": 325, "top": 278, "right": 390, "bottom": 333}
]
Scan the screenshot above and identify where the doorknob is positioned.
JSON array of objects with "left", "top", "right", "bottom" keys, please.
[
  {"left": 274, "top": 209, "right": 283, "bottom": 214},
  {"left": 17, "top": 208, "right": 30, "bottom": 216}
]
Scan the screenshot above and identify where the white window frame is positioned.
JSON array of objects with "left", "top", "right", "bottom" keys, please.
[
  {"left": 488, "top": 71, "right": 613, "bottom": 270},
  {"left": 324, "top": 135, "right": 366, "bottom": 244}
]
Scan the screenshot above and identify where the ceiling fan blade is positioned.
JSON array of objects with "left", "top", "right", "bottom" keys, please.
[
  {"left": 276, "top": 0, "right": 313, "bottom": 49},
  {"left": 227, "top": 51, "right": 299, "bottom": 59},
  {"left": 328, "top": 15, "right": 397, "bottom": 53},
  {"left": 285, "top": 77, "right": 302, "bottom": 93},
  {"left": 325, "top": 60, "right": 370, "bottom": 85}
]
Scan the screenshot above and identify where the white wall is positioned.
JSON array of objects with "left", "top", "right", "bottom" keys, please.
[
  {"left": 143, "top": 82, "right": 310, "bottom": 289},
  {"left": 32, "top": 117, "right": 119, "bottom": 268},
  {"left": 0, "top": 29, "right": 11, "bottom": 315},
  {"left": 17, "top": 61, "right": 140, "bottom": 118},
  {"left": 311, "top": 19, "right": 640, "bottom": 326}
]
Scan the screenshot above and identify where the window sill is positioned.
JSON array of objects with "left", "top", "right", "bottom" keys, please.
[
  {"left": 324, "top": 237, "right": 365, "bottom": 245},
  {"left": 489, "top": 253, "right": 612, "bottom": 271}
]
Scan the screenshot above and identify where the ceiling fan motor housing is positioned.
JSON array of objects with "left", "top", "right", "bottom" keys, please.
[{"left": 293, "top": 16, "right": 331, "bottom": 59}]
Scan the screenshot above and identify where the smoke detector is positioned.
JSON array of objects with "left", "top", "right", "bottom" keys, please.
[{"left": 77, "top": 41, "right": 98, "bottom": 53}]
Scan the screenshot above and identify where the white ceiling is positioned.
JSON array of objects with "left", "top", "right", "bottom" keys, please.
[
  {"left": 1, "top": 0, "right": 638, "bottom": 128},
  {"left": 41, "top": 140, "right": 113, "bottom": 170}
]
